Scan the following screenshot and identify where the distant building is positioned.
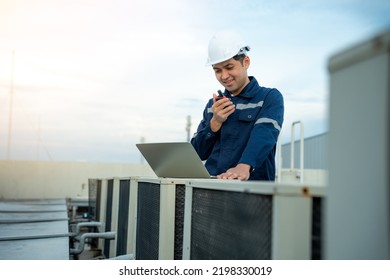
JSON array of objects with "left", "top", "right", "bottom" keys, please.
[{"left": 280, "top": 132, "right": 328, "bottom": 170}]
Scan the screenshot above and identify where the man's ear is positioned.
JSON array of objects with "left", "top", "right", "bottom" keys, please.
[{"left": 243, "top": 56, "right": 250, "bottom": 69}]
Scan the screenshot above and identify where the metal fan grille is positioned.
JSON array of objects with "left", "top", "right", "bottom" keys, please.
[
  {"left": 136, "top": 182, "right": 160, "bottom": 260},
  {"left": 190, "top": 188, "right": 273, "bottom": 260}
]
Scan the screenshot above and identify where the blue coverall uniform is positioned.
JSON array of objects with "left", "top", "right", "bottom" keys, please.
[{"left": 191, "top": 76, "right": 284, "bottom": 181}]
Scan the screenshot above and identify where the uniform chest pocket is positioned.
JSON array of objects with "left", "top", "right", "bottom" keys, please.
[{"left": 238, "top": 109, "right": 258, "bottom": 122}]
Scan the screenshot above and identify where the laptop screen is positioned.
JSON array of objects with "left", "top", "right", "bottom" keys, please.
[{"left": 136, "top": 142, "right": 212, "bottom": 178}]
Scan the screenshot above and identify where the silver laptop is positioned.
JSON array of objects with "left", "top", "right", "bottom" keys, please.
[{"left": 136, "top": 142, "right": 214, "bottom": 178}]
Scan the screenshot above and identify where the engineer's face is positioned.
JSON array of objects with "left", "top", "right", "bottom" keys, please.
[{"left": 212, "top": 56, "right": 250, "bottom": 96}]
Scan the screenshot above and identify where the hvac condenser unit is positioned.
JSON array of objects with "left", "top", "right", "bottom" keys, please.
[
  {"left": 135, "top": 178, "right": 186, "bottom": 260},
  {"left": 182, "top": 180, "right": 324, "bottom": 260},
  {"left": 88, "top": 178, "right": 101, "bottom": 222},
  {"left": 133, "top": 177, "right": 324, "bottom": 260},
  {"left": 95, "top": 177, "right": 139, "bottom": 258}
]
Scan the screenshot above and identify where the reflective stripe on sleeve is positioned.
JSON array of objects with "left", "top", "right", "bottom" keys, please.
[{"left": 255, "top": 117, "right": 281, "bottom": 131}]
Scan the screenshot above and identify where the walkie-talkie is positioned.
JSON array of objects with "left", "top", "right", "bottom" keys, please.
[{"left": 216, "top": 90, "right": 226, "bottom": 101}]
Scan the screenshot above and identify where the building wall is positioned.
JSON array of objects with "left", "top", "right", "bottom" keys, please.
[
  {"left": 0, "top": 160, "right": 156, "bottom": 200},
  {"left": 280, "top": 132, "right": 328, "bottom": 170}
]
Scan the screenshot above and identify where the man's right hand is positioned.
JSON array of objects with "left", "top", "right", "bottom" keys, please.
[{"left": 210, "top": 93, "right": 235, "bottom": 132}]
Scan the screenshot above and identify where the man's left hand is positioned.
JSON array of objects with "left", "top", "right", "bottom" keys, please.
[{"left": 217, "top": 163, "right": 251, "bottom": 181}]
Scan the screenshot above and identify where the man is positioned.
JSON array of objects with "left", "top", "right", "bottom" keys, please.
[{"left": 191, "top": 30, "right": 284, "bottom": 181}]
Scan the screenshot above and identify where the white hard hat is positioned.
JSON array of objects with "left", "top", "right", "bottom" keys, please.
[{"left": 206, "top": 30, "right": 250, "bottom": 66}]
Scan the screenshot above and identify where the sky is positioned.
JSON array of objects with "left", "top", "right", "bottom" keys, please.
[{"left": 0, "top": 0, "right": 389, "bottom": 163}]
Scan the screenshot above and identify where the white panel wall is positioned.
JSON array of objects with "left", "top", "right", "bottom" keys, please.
[{"left": 0, "top": 160, "right": 155, "bottom": 199}]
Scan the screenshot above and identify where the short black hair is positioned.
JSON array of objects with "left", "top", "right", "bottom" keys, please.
[{"left": 233, "top": 54, "right": 246, "bottom": 65}]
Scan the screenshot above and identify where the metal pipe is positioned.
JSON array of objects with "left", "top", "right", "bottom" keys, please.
[
  {"left": 71, "top": 221, "right": 103, "bottom": 237},
  {"left": 70, "top": 231, "right": 116, "bottom": 255},
  {"left": 276, "top": 134, "right": 282, "bottom": 183},
  {"left": 291, "top": 121, "right": 304, "bottom": 183}
]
